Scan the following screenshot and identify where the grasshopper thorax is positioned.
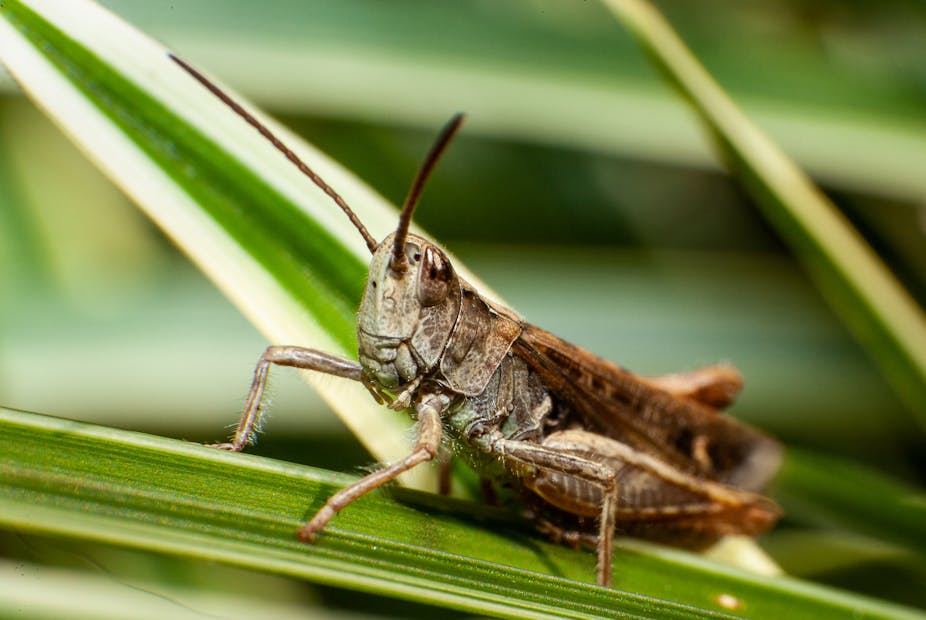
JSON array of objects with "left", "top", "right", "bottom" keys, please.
[{"left": 357, "top": 233, "right": 462, "bottom": 390}]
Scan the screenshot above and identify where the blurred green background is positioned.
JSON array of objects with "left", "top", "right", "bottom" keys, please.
[{"left": 1, "top": 0, "right": 924, "bottom": 616}]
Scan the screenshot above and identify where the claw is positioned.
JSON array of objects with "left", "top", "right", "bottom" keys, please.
[
  {"left": 296, "top": 525, "right": 316, "bottom": 543},
  {"left": 298, "top": 505, "right": 336, "bottom": 543}
]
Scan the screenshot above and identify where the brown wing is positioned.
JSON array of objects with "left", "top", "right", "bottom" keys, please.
[{"left": 513, "top": 324, "right": 781, "bottom": 492}]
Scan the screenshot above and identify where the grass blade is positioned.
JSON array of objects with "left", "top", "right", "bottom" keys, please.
[
  {"left": 602, "top": 0, "right": 926, "bottom": 426},
  {"left": 1, "top": 406, "right": 922, "bottom": 620},
  {"left": 779, "top": 448, "right": 926, "bottom": 556}
]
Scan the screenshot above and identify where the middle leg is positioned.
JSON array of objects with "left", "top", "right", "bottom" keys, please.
[{"left": 216, "top": 345, "right": 362, "bottom": 451}]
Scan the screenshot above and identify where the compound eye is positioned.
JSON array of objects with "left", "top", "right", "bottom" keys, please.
[
  {"left": 405, "top": 242, "right": 422, "bottom": 263},
  {"left": 417, "top": 246, "right": 452, "bottom": 306}
]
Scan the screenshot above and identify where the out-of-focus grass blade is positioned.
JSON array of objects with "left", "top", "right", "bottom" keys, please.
[
  {"left": 602, "top": 0, "right": 926, "bottom": 427},
  {"left": 2, "top": 406, "right": 924, "bottom": 620},
  {"left": 778, "top": 448, "right": 926, "bottom": 557},
  {"left": 64, "top": 2, "right": 925, "bottom": 206},
  {"left": 0, "top": 558, "right": 337, "bottom": 620},
  {"left": 0, "top": 0, "right": 477, "bottom": 489}
]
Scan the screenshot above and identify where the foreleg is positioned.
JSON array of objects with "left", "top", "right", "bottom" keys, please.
[
  {"left": 215, "top": 346, "right": 362, "bottom": 451},
  {"left": 297, "top": 394, "right": 444, "bottom": 541}
]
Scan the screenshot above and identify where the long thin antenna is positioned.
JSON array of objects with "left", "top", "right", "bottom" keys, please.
[
  {"left": 391, "top": 113, "right": 465, "bottom": 272},
  {"left": 168, "top": 53, "right": 380, "bottom": 254}
]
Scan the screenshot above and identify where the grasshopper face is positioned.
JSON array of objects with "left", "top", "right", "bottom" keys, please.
[{"left": 357, "top": 233, "right": 462, "bottom": 390}]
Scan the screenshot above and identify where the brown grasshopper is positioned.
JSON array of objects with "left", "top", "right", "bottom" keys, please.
[{"left": 171, "top": 54, "right": 782, "bottom": 587}]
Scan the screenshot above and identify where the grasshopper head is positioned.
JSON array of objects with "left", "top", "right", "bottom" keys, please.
[
  {"left": 169, "top": 55, "right": 466, "bottom": 393},
  {"left": 357, "top": 233, "right": 461, "bottom": 390},
  {"left": 353, "top": 114, "right": 466, "bottom": 391}
]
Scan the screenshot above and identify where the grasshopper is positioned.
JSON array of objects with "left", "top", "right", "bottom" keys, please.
[{"left": 171, "top": 54, "right": 782, "bottom": 587}]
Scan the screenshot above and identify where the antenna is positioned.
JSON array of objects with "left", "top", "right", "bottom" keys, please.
[
  {"left": 390, "top": 113, "right": 465, "bottom": 272},
  {"left": 168, "top": 53, "right": 380, "bottom": 254}
]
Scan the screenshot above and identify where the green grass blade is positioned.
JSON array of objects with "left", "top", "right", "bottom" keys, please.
[
  {"left": 1, "top": 406, "right": 922, "bottom": 620},
  {"left": 602, "top": 0, "right": 926, "bottom": 425},
  {"left": 779, "top": 448, "right": 926, "bottom": 556}
]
